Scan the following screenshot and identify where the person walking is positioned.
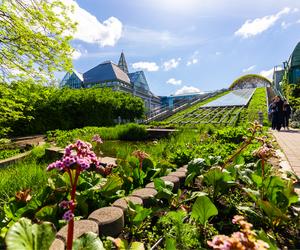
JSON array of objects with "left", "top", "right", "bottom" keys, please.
[
  {"left": 272, "top": 96, "right": 284, "bottom": 131},
  {"left": 269, "top": 97, "right": 277, "bottom": 130},
  {"left": 283, "top": 100, "right": 292, "bottom": 130}
]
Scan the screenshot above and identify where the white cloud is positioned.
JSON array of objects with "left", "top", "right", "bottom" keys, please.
[
  {"left": 175, "top": 85, "right": 202, "bottom": 95},
  {"left": 123, "top": 25, "right": 205, "bottom": 48},
  {"left": 166, "top": 78, "right": 182, "bottom": 85},
  {"left": 260, "top": 68, "right": 274, "bottom": 80},
  {"left": 62, "top": 0, "right": 123, "bottom": 47},
  {"left": 187, "top": 51, "right": 199, "bottom": 66},
  {"left": 72, "top": 49, "right": 82, "bottom": 60},
  {"left": 132, "top": 62, "right": 159, "bottom": 72},
  {"left": 163, "top": 58, "right": 181, "bottom": 71},
  {"left": 235, "top": 7, "right": 291, "bottom": 38},
  {"left": 215, "top": 51, "right": 222, "bottom": 56},
  {"left": 187, "top": 58, "right": 198, "bottom": 66},
  {"left": 242, "top": 65, "right": 256, "bottom": 73}
]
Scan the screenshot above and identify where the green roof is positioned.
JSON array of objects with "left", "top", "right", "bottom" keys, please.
[
  {"left": 229, "top": 74, "right": 271, "bottom": 89},
  {"left": 290, "top": 42, "right": 300, "bottom": 67}
]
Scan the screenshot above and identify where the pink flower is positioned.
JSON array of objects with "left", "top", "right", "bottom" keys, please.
[
  {"left": 59, "top": 200, "right": 75, "bottom": 209},
  {"left": 63, "top": 210, "right": 74, "bottom": 221},
  {"left": 92, "top": 134, "right": 103, "bottom": 144},
  {"left": 63, "top": 156, "right": 77, "bottom": 167}
]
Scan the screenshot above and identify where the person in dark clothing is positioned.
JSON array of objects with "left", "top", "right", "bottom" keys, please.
[
  {"left": 268, "top": 98, "right": 277, "bottom": 130},
  {"left": 271, "top": 96, "right": 284, "bottom": 131},
  {"left": 283, "top": 100, "right": 292, "bottom": 130}
]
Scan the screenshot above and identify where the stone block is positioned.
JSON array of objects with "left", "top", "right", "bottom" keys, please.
[
  {"left": 168, "top": 171, "right": 187, "bottom": 186},
  {"left": 131, "top": 188, "right": 157, "bottom": 207},
  {"left": 112, "top": 196, "right": 143, "bottom": 212},
  {"left": 49, "top": 238, "right": 65, "bottom": 250},
  {"left": 88, "top": 207, "right": 124, "bottom": 237},
  {"left": 56, "top": 219, "right": 98, "bottom": 245},
  {"left": 160, "top": 176, "right": 180, "bottom": 192}
]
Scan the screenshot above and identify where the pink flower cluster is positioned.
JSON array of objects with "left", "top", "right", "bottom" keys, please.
[
  {"left": 59, "top": 200, "right": 75, "bottom": 221},
  {"left": 47, "top": 140, "right": 100, "bottom": 172},
  {"left": 92, "top": 134, "right": 103, "bottom": 144},
  {"left": 207, "top": 215, "right": 269, "bottom": 250}
]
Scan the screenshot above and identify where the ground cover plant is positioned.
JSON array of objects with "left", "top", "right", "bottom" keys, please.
[
  {"left": 1, "top": 122, "right": 299, "bottom": 249},
  {"left": 238, "top": 87, "right": 269, "bottom": 126},
  {"left": 103, "top": 122, "right": 299, "bottom": 249}
]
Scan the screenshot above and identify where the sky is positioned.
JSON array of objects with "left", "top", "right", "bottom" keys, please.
[{"left": 61, "top": 0, "right": 300, "bottom": 96}]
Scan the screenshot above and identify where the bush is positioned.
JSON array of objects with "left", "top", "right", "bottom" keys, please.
[
  {"left": 117, "top": 123, "right": 148, "bottom": 141},
  {"left": 9, "top": 87, "right": 145, "bottom": 136}
]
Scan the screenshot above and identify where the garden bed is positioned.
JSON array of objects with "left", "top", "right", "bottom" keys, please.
[{"left": 1, "top": 123, "right": 299, "bottom": 249}]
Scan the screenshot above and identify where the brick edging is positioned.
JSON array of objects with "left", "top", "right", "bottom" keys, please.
[{"left": 50, "top": 165, "right": 188, "bottom": 249}]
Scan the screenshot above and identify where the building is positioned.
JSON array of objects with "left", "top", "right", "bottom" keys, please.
[
  {"left": 60, "top": 52, "right": 161, "bottom": 111},
  {"left": 284, "top": 42, "right": 300, "bottom": 84}
]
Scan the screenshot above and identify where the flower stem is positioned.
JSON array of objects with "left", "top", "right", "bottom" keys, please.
[{"left": 66, "top": 168, "right": 80, "bottom": 250}]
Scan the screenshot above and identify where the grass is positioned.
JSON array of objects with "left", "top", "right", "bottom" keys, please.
[
  {"left": 47, "top": 123, "right": 147, "bottom": 148},
  {"left": 238, "top": 87, "right": 269, "bottom": 126},
  {"left": 0, "top": 159, "right": 50, "bottom": 205}
]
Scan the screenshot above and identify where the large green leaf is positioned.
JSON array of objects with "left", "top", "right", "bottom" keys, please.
[
  {"left": 5, "top": 218, "right": 56, "bottom": 250},
  {"left": 191, "top": 196, "right": 218, "bottom": 225},
  {"left": 35, "top": 205, "right": 57, "bottom": 221},
  {"left": 100, "top": 175, "right": 123, "bottom": 197},
  {"left": 72, "top": 232, "right": 105, "bottom": 250},
  {"left": 257, "top": 229, "right": 278, "bottom": 250}
]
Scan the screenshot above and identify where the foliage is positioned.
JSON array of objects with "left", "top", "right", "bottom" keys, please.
[
  {"left": 0, "top": 149, "right": 20, "bottom": 160},
  {"left": 238, "top": 87, "right": 269, "bottom": 126},
  {"left": 0, "top": 84, "right": 145, "bottom": 137},
  {"left": 5, "top": 218, "right": 56, "bottom": 250},
  {"left": 118, "top": 123, "right": 148, "bottom": 141},
  {"left": 158, "top": 210, "right": 201, "bottom": 250},
  {"left": 282, "top": 83, "right": 300, "bottom": 110},
  {"left": 0, "top": 0, "right": 75, "bottom": 84},
  {"left": 73, "top": 232, "right": 105, "bottom": 250},
  {"left": 191, "top": 195, "right": 218, "bottom": 225}
]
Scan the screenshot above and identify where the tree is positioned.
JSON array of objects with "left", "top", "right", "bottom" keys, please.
[{"left": 0, "top": 0, "right": 76, "bottom": 83}]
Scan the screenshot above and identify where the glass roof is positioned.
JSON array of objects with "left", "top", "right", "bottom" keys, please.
[{"left": 202, "top": 88, "right": 256, "bottom": 107}]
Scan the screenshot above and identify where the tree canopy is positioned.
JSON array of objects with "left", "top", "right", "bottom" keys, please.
[{"left": 0, "top": 0, "right": 76, "bottom": 83}]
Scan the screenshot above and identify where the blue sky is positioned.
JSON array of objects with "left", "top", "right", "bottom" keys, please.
[{"left": 63, "top": 0, "right": 300, "bottom": 96}]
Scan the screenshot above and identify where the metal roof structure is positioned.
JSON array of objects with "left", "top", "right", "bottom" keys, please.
[
  {"left": 118, "top": 51, "right": 129, "bottom": 74},
  {"left": 289, "top": 42, "right": 300, "bottom": 68},
  {"left": 83, "top": 61, "right": 131, "bottom": 84}
]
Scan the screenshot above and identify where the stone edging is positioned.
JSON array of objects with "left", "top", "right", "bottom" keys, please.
[
  {"left": 0, "top": 151, "right": 32, "bottom": 168},
  {"left": 50, "top": 165, "right": 188, "bottom": 249}
]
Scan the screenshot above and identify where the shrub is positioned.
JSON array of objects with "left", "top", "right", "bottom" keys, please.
[{"left": 118, "top": 123, "right": 148, "bottom": 141}]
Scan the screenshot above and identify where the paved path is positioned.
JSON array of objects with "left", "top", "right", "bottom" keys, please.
[{"left": 272, "top": 128, "right": 300, "bottom": 177}]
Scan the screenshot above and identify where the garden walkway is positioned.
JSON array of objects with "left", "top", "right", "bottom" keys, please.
[{"left": 272, "top": 128, "right": 300, "bottom": 178}]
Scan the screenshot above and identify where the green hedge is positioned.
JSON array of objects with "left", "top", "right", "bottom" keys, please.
[{"left": 7, "top": 85, "right": 145, "bottom": 136}]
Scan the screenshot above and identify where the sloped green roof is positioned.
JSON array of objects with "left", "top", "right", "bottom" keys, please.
[
  {"left": 290, "top": 42, "right": 300, "bottom": 67},
  {"left": 229, "top": 74, "right": 271, "bottom": 90}
]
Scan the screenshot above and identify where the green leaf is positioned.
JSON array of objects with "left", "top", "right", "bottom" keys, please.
[
  {"left": 191, "top": 196, "right": 218, "bottom": 225},
  {"left": 100, "top": 175, "right": 123, "bottom": 197},
  {"left": 130, "top": 242, "right": 145, "bottom": 250},
  {"left": 35, "top": 205, "right": 57, "bottom": 221},
  {"left": 165, "top": 237, "right": 177, "bottom": 250},
  {"left": 72, "top": 232, "right": 105, "bottom": 250},
  {"left": 257, "top": 229, "right": 278, "bottom": 250},
  {"left": 5, "top": 218, "right": 56, "bottom": 250},
  {"left": 251, "top": 173, "right": 263, "bottom": 187}
]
